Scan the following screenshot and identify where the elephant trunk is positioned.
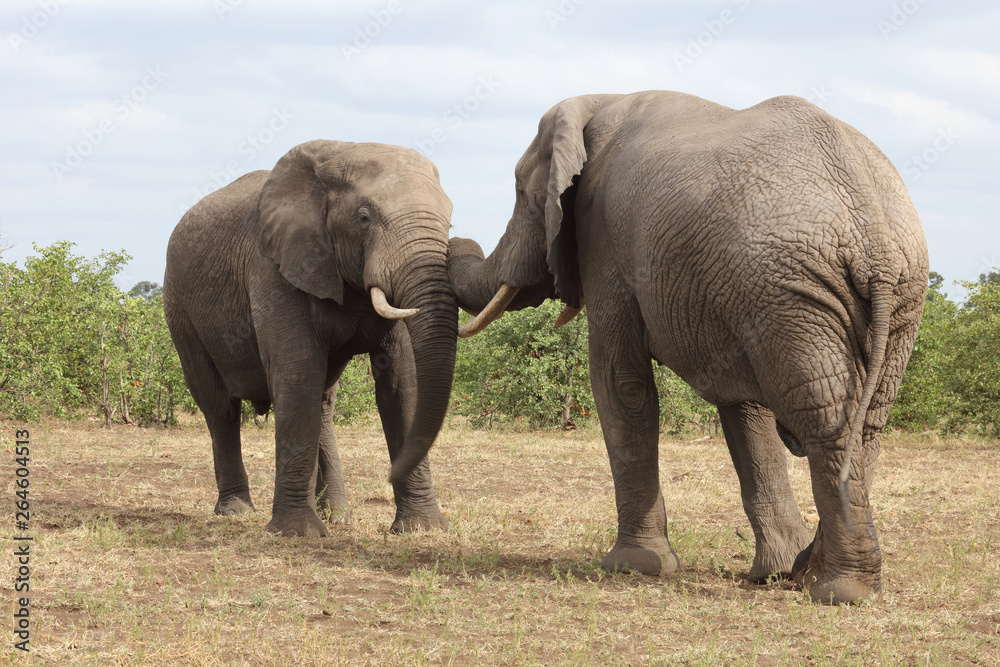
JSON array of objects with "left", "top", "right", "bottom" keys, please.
[
  {"left": 388, "top": 256, "right": 458, "bottom": 483},
  {"left": 447, "top": 232, "right": 556, "bottom": 319}
]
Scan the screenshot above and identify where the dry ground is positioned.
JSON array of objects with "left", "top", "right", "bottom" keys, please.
[{"left": 2, "top": 415, "right": 998, "bottom": 665}]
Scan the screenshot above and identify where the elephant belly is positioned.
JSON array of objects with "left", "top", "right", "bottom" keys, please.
[
  {"left": 642, "top": 307, "right": 763, "bottom": 407},
  {"left": 217, "top": 362, "right": 271, "bottom": 404},
  {"left": 195, "top": 322, "right": 271, "bottom": 402}
]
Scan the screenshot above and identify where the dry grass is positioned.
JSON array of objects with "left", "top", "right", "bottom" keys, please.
[{"left": 2, "top": 416, "right": 998, "bottom": 665}]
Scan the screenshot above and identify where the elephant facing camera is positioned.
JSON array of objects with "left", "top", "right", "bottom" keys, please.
[{"left": 164, "top": 139, "right": 458, "bottom": 538}]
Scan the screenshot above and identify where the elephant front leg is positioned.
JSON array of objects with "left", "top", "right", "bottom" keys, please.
[
  {"left": 315, "top": 382, "right": 352, "bottom": 525},
  {"left": 373, "top": 328, "right": 448, "bottom": 533},
  {"left": 719, "top": 402, "right": 812, "bottom": 582},
  {"left": 588, "top": 306, "right": 678, "bottom": 576},
  {"left": 267, "top": 379, "right": 329, "bottom": 538}
]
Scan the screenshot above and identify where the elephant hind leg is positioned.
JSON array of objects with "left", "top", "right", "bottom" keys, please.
[
  {"left": 172, "top": 326, "right": 253, "bottom": 515},
  {"left": 719, "top": 402, "right": 811, "bottom": 583},
  {"left": 315, "top": 381, "right": 352, "bottom": 524},
  {"left": 756, "top": 315, "right": 888, "bottom": 604},
  {"left": 373, "top": 327, "right": 448, "bottom": 533},
  {"left": 208, "top": 401, "right": 254, "bottom": 516}
]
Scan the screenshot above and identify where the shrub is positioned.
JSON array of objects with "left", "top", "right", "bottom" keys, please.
[
  {"left": 948, "top": 279, "right": 1000, "bottom": 436},
  {"left": 452, "top": 300, "right": 593, "bottom": 428},
  {"left": 0, "top": 242, "right": 186, "bottom": 424},
  {"left": 452, "top": 300, "right": 718, "bottom": 432},
  {"left": 889, "top": 284, "right": 959, "bottom": 431}
]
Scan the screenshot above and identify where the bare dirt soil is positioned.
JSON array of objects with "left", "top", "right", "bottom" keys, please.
[{"left": 2, "top": 417, "right": 998, "bottom": 665}]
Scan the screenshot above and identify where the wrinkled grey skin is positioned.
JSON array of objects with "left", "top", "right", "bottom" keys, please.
[
  {"left": 164, "top": 140, "right": 456, "bottom": 537},
  {"left": 447, "top": 92, "right": 928, "bottom": 603}
]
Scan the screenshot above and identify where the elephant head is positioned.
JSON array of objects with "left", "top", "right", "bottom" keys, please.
[
  {"left": 447, "top": 95, "right": 619, "bottom": 332},
  {"left": 258, "top": 140, "right": 457, "bottom": 482}
]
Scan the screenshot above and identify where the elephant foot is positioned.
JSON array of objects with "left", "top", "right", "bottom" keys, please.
[
  {"left": 266, "top": 509, "right": 329, "bottom": 538},
  {"left": 317, "top": 501, "right": 352, "bottom": 525},
  {"left": 747, "top": 521, "right": 813, "bottom": 584},
  {"left": 215, "top": 493, "right": 254, "bottom": 516},
  {"left": 316, "top": 489, "right": 352, "bottom": 525},
  {"left": 747, "top": 550, "right": 800, "bottom": 584},
  {"left": 601, "top": 537, "right": 680, "bottom": 576},
  {"left": 792, "top": 540, "right": 882, "bottom": 604},
  {"left": 390, "top": 507, "right": 449, "bottom": 534}
]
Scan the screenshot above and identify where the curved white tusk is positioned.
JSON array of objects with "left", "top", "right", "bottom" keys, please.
[
  {"left": 370, "top": 287, "right": 419, "bottom": 320},
  {"left": 457, "top": 284, "right": 519, "bottom": 338},
  {"left": 553, "top": 298, "right": 585, "bottom": 328}
]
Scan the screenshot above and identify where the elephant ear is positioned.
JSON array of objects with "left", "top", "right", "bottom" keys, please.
[
  {"left": 258, "top": 140, "right": 350, "bottom": 303},
  {"left": 538, "top": 96, "right": 613, "bottom": 309}
]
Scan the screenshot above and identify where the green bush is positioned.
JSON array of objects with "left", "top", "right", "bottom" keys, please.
[
  {"left": 0, "top": 242, "right": 186, "bottom": 424},
  {"left": 333, "top": 356, "right": 378, "bottom": 424},
  {"left": 452, "top": 300, "right": 717, "bottom": 432},
  {"left": 948, "top": 279, "right": 1000, "bottom": 436},
  {"left": 889, "top": 284, "right": 959, "bottom": 430},
  {"left": 452, "top": 300, "right": 594, "bottom": 428},
  {"left": 1, "top": 242, "right": 125, "bottom": 419}
]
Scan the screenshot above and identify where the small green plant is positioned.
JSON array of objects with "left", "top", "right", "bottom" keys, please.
[{"left": 407, "top": 562, "right": 443, "bottom": 610}]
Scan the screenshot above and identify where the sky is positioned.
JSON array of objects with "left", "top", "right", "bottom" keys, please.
[{"left": 1, "top": 0, "right": 997, "bottom": 296}]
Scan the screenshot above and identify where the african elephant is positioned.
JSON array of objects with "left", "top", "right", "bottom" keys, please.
[
  {"left": 164, "top": 140, "right": 456, "bottom": 537},
  {"left": 443, "top": 92, "right": 928, "bottom": 603}
]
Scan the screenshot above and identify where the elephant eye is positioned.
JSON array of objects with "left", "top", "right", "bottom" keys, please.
[{"left": 357, "top": 206, "right": 373, "bottom": 224}]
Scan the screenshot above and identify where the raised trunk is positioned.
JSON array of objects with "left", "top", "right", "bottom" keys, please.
[{"left": 388, "top": 257, "right": 459, "bottom": 483}]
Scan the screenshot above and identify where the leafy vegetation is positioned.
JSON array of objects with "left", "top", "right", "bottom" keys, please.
[
  {"left": 888, "top": 278, "right": 959, "bottom": 430},
  {"left": 890, "top": 272, "right": 1000, "bottom": 437},
  {"left": 1, "top": 241, "right": 186, "bottom": 424},
  {"left": 2, "top": 241, "right": 998, "bottom": 438},
  {"left": 948, "top": 276, "right": 1000, "bottom": 436},
  {"left": 453, "top": 300, "right": 594, "bottom": 428}
]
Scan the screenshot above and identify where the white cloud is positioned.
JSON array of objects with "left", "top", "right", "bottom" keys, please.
[
  {"left": 838, "top": 82, "right": 999, "bottom": 140},
  {"left": 0, "top": 0, "right": 996, "bottom": 289},
  {"left": 894, "top": 48, "right": 1000, "bottom": 98}
]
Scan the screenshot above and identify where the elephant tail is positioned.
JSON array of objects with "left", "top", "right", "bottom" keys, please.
[{"left": 839, "top": 280, "right": 893, "bottom": 533}]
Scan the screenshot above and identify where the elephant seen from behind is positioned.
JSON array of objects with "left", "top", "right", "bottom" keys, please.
[
  {"left": 164, "top": 140, "right": 457, "bottom": 537},
  {"left": 443, "top": 91, "right": 929, "bottom": 603}
]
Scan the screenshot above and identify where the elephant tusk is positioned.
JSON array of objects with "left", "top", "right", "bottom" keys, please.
[
  {"left": 553, "top": 298, "right": 585, "bottom": 328},
  {"left": 370, "top": 287, "right": 420, "bottom": 320},
  {"left": 457, "top": 284, "right": 519, "bottom": 338}
]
